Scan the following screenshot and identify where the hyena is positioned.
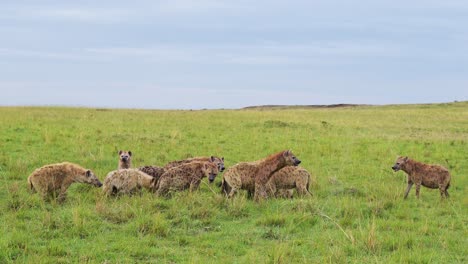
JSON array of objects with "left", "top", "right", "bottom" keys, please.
[
  {"left": 392, "top": 156, "right": 451, "bottom": 199},
  {"left": 266, "top": 166, "right": 312, "bottom": 198},
  {"left": 28, "top": 162, "right": 102, "bottom": 202},
  {"left": 118, "top": 150, "right": 132, "bottom": 169},
  {"left": 103, "top": 169, "right": 156, "bottom": 196},
  {"left": 156, "top": 161, "right": 219, "bottom": 197},
  {"left": 221, "top": 150, "right": 301, "bottom": 201}
]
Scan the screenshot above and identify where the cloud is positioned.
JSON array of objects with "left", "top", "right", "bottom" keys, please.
[
  {"left": 0, "top": 5, "right": 133, "bottom": 23},
  {"left": 0, "top": 48, "right": 98, "bottom": 61},
  {"left": 0, "top": 1, "right": 236, "bottom": 23},
  {"left": 84, "top": 41, "right": 402, "bottom": 65},
  {"left": 155, "top": 0, "right": 235, "bottom": 13}
]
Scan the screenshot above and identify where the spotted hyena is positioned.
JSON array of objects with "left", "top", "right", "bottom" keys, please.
[
  {"left": 266, "top": 166, "right": 312, "bottom": 198},
  {"left": 118, "top": 150, "right": 132, "bottom": 169},
  {"left": 102, "top": 169, "right": 156, "bottom": 196},
  {"left": 221, "top": 150, "right": 301, "bottom": 201},
  {"left": 27, "top": 162, "right": 102, "bottom": 202},
  {"left": 156, "top": 161, "right": 219, "bottom": 197},
  {"left": 165, "top": 156, "right": 225, "bottom": 172},
  {"left": 138, "top": 165, "right": 166, "bottom": 183},
  {"left": 392, "top": 156, "right": 451, "bottom": 199}
]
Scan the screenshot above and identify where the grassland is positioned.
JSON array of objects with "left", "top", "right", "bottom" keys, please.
[{"left": 0, "top": 102, "right": 467, "bottom": 263}]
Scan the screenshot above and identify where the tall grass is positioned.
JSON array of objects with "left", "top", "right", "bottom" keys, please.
[{"left": 0, "top": 103, "right": 467, "bottom": 263}]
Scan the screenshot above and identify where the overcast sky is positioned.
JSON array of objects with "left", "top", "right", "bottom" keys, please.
[{"left": 1, "top": 0, "right": 467, "bottom": 109}]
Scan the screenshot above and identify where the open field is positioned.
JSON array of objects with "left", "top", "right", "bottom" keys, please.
[{"left": 0, "top": 102, "right": 467, "bottom": 263}]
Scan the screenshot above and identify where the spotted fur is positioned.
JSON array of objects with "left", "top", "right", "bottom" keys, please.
[
  {"left": 156, "top": 161, "right": 219, "bottom": 197},
  {"left": 118, "top": 150, "right": 132, "bottom": 169},
  {"left": 392, "top": 156, "right": 451, "bottom": 199},
  {"left": 266, "top": 166, "right": 312, "bottom": 198},
  {"left": 221, "top": 150, "right": 301, "bottom": 201},
  {"left": 27, "top": 162, "right": 102, "bottom": 202},
  {"left": 103, "top": 169, "right": 156, "bottom": 196},
  {"left": 164, "top": 156, "right": 225, "bottom": 172}
]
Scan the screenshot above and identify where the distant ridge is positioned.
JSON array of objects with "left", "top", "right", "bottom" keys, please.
[
  {"left": 242, "top": 104, "right": 370, "bottom": 109},
  {"left": 241, "top": 101, "right": 467, "bottom": 110}
]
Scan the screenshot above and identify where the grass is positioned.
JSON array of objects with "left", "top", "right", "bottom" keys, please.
[{"left": 0, "top": 102, "right": 467, "bottom": 263}]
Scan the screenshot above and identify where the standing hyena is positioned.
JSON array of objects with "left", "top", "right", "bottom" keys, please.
[
  {"left": 392, "top": 156, "right": 451, "bottom": 199},
  {"left": 156, "top": 161, "right": 219, "bottom": 197},
  {"left": 266, "top": 166, "right": 312, "bottom": 198},
  {"left": 102, "top": 169, "right": 156, "bottom": 196},
  {"left": 164, "top": 156, "right": 225, "bottom": 172},
  {"left": 221, "top": 150, "right": 301, "bottom": 201},
  {"left": 118, "top": 150, "right": 132, "bottom": 169},
  {"left": 27, "top": 162, "right": 102, "bottom": 202}
]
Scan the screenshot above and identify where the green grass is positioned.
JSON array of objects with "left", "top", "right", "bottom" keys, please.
[{"left": 0, "top": 103, "right": 467, "bottom": 263}]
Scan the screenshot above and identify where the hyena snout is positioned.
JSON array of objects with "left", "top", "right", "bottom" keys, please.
[
  {"left": 208, "top": 173, "right": 216, "bottom": 183},
  {"left": 392, "top": 165, "right": 400, "bottom": 171},
  {"left": 294, "top": 159, "right": 301, "bottom": 166},
  {"left": 95, "top": 180, "right": 103, "bottom": 187}
]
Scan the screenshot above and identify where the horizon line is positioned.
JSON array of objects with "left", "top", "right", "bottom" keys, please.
[{"left": 0, "top": 100, "right": 466, "bottom": 111}]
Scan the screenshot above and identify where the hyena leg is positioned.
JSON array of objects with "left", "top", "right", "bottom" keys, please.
[
  {"left": 278, "top": 189, "right": 293, "bottom": 199},
  {"left": 404, "top": 182, "right": 413, "bottom": 199},
  {"left": 228, "top": 187, "right": 238, "bottom": 198},
  {"left": 265, "top": 183, "right": 276, "bottom": 198},
  {"left": 156, "top": 182, "right": 170, "bottom": 197},
  {"left": 189, "top": 181, "right": 201, "bottom": 192},
  {"left": 296, "top": 182, "right": 312, "bottom": 197},
  {"left": 439, "top": 184, "right": 450, "bottom": 198},
  {"left": 415, "top": 183, "right": 421, "bottom": 198},
  {"left": 40, "top": 191, "right": 49, "bottom": 201},
  {"left": 254, "top": 184, "right": 268, "bottom": 201},
  {"left": 225, "top": 178, "right": 240, "bottom": 198},
  {"left": 57, "top": 189, "right": 68, "bottom": 203},
  {"left": 438, "top": 184, "right": 446, "bottom": 198}
]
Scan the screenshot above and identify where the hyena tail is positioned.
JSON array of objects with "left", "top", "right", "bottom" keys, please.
[
  {"left": 27, "top": 176, "right": 36, "bottom": 193},
  {"left": 306, "top": 175, "right": 312, "bottom": 195},
  {"left": 221, "top": 178, "right": 231, "bottom": 196}
]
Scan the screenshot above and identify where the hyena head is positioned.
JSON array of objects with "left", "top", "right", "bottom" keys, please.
[
  {"left": 283, "top": 150, "right": 301, "bottom": 166},
  {"left": 118, "top": 150, "right": 132, "bottom": 167},
  {"left": 80, "top": 170, "right": 103, "bottom": 187},
  {"left": 392, "top": 156, "right": 408, "bottom": 172},
  {"left": 211, "top": 156, "right": 225, "bottom": 172},
  {"left": 202, "top": 162, "right": 219, "bottom": 183}
]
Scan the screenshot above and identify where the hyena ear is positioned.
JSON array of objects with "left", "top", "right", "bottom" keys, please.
[
  {"left": 86, "top": 170, "right": 91, "bottom": 177},
  {"left": 283, "top": 150, "right": 291, "bottom": 157},
  {"left": 128, "top": 151, "right": 132, "bottom": 156},
  {"left": 118, "top": 150, "right": 123, "bottom": 155},
  {"left": 221, "top": 157, "right": 224, "bottom": 161},
  {"left": 210, "top": 156, "right": 215, "bottom": 162},
  {"left": 404, "top": 156, "right": 409, "bottom": 161}
]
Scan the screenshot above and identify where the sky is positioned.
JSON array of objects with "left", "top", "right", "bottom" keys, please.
[{"left": 0, "top": 0, "right": 467, "bottom": 109}]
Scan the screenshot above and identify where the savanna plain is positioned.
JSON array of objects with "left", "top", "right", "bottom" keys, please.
[{"left": 0, "top": 102, "right": 467, "bottom": 263}]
